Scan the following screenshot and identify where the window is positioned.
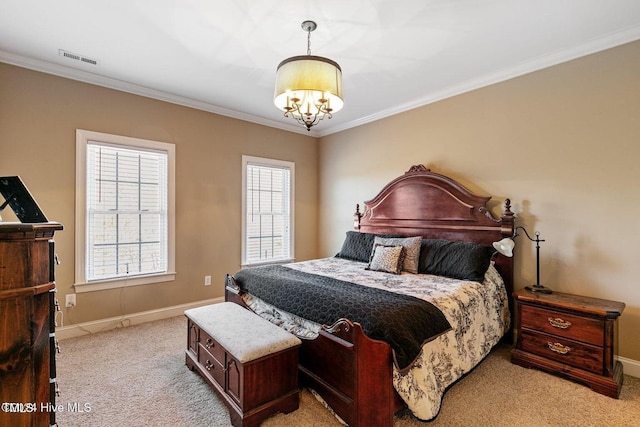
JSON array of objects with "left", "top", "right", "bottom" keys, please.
[
  {"left": 242, "top": 156, "right": 294, "bottom": 266},
  {"left": 75, "top": 130, "right": 175, "bottom": 292}
]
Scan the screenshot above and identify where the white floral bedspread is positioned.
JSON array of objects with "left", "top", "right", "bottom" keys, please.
[{"left": 241, "top": 257, "right": 510, "bottom": 421}]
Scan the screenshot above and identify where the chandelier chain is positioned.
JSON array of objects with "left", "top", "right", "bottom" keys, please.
[{"left": 307, "top": 27, "right": 312, "bottom": 55}]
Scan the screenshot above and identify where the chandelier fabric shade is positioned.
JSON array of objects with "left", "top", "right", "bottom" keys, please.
[{"left": 274, "top": 21, "right": 344, "bottom": 131}]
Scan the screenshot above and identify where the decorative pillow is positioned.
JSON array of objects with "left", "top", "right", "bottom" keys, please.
[
  {"left": 374, "top": 236, "right": 422, "bottom": 274},
  {"left": 335, "top": 231, "right": 401, "bottom": 263},
  {"left": 366, "top": 244, "right": 405, "bottom": 275},
  {"left": 418, "top": 239, "right": 494, "bottom": 282},
  {"left": 335, "top": 231, "right": 378, "bottom": 263}
]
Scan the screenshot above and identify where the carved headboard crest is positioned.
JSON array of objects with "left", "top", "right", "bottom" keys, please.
[{"left": 406, "top": 164, "right": 430, "bottom": 174}]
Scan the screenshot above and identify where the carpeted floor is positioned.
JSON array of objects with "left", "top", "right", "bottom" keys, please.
[{"left": 55, "top": 316, "right": 640, "bottom": 426}]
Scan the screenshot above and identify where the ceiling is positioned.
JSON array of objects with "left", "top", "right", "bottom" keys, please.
[{"left": 2, "top": 1, "right": 640, "bottom": 137}]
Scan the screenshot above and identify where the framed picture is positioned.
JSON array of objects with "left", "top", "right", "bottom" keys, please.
[{"left": 0, "top": 176, "right": 48, "bottom": 223}]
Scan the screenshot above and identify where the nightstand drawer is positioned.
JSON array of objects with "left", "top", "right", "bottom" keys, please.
[
  {"left": 520, "top": 304, "right": 604, "bottom": 346},
  {"left": 520, "top": 329, "right": 604, "bottom": 374}
]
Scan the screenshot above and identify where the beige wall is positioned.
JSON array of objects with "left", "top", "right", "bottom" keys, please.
[
  {"left": 2, "top": 39, "right": 639, "bottom": 363},
  {"left": 0, "top": 63, "right": 318, "bottom": 324},
  {"left": 318, "top": 40, "right": 640, "bottom": 361}
]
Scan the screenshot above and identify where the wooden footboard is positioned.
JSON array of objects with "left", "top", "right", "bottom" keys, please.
[
  {"left": 299, "top": 319, "right": 403, "bottom": 427},
  {"left": 225, "top": 275, "right": 403, "bottom": 427}
]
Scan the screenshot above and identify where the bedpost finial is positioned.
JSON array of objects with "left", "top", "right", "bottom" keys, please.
[
  {"left": 354, "top": 204, "right": 362, "bottom": 230},
  {"left": 504, "top": 199, "right": 513, "bottom": 215},
  {"left": 501, "top": 199, "right": 515, "bottom": 228}
]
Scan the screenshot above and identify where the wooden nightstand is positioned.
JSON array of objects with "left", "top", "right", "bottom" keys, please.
[{"left": 512, "top": 289, "right": 625, "bottom": 398}]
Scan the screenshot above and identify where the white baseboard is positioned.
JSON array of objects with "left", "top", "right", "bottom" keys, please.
[
  {"left": 56, "top": 297, "right": 223, "bottom": 340},
  {"left": 619, "top": 356, "right": 640, "bottom": 379}
]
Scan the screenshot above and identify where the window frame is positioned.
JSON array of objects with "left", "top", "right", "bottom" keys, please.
[
  {"left": 75, "top": 129, "right": 176, "bottom": 293},
  {"left": 241, "top": 155, "right": 295, "bottom": 267}
]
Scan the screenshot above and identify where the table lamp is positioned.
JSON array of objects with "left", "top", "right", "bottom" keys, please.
[{"left": 493, "top": 226, "right": 552, "bottom": 294}]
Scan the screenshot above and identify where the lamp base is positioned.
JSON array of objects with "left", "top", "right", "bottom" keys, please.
[{"left": 525, "top": 284, "right": 553, "bottom": 294}]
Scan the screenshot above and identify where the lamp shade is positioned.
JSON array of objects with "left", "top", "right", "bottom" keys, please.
[
  {"left": 274, "top": 55, "right": 344, "bottom": 117},
  {"left": 492, "top": 237, "right": 515, "bottom": 258}
]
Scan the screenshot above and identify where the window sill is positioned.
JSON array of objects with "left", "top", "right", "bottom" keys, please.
[
  {"left": 241, "top": 258, "right": 295, "bottom": 268},
  {"left": 74, "top": 272, "right": 176, "bottom": 293}
]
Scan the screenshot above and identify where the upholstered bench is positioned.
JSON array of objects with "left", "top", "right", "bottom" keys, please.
[{"left": 185, "top": 302, "right": 302, "bottom": 427}]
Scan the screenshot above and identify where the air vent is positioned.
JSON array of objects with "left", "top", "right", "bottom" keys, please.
[{"left": 58, "top": 49, "right": 98, "bottom": 66}]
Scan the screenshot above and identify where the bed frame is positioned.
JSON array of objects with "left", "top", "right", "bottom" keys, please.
[{"left": 226, "top": 165, "right": 515, "bottom": 426}]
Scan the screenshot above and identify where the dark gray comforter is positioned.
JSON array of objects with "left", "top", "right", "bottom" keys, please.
[{"left": 234, "top": 265, "right": 452, "bottom": 369}]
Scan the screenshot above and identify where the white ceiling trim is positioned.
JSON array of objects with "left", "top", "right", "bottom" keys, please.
[
  {"left": 324, "top": 24, "right": 640, "bottom": 137},
  {"left": 2, "top": 22, "right": 639, "bottom": 139},
  {"left": 0, "top": 50, "right": 315, "bottom": 138}
]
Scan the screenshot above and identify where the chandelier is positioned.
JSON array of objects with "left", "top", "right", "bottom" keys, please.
[{"left": 274, "top": 20, "right": 344, "bottom": 131}]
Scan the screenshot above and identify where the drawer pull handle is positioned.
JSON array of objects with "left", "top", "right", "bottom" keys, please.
[
  {"left": 205, "top": 360, "right": 214, "bottom": 371},
  {"left": 548, "top": 317, "right": 571, "bottom": 329},
  {"left": 205, "top": 338, "right": 214, "bottom": 349},
  {"left": 547, "top": 342, "right": 571, "bottom": 355}
]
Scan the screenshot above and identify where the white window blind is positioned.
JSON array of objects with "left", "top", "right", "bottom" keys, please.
[
  {"left": 86, "top": 143, "right": 168, "bottom": 281},
  {"left": 242, "top": 156, "right": 294, "bottom": 265}
]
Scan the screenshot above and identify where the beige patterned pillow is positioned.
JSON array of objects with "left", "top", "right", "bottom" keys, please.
[
  {"left": 366, "top": 244, "right": 405, "bottom": 274},
  {"left": 374, "top": 236, "right": 422, "bottom": 273}
]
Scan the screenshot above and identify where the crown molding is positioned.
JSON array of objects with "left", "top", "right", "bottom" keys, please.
[
  {"left": 315, "top": 24, "right": 640, "bottom": 137},
  {"left": 4, "top": 21, "right": 640, "bottom": 140},
  {"left": 0, "top": 50, "right": 316, "bottom": 138}
]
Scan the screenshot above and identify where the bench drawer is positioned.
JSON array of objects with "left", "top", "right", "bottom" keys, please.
[
  {"left": 198, "top": 342, "right": 226, "bottom": 387},
  {"left": 199, "top": 328, "right": 226, "bottom": 365}
]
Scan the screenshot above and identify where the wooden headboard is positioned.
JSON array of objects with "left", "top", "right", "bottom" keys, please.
[{"left": 354, "top": 164, "right": 515, "bottom": 302}]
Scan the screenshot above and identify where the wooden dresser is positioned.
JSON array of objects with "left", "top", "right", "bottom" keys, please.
[
  {"left": 512, "top": 289, "right": 625, "bottom": 398},
  {"left": 0, "top": 222, "right": 63, "bottom": 427}
]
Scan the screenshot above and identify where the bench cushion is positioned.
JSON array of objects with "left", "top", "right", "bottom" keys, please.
[{"left": 185, "top": 302, "right": 301, "bottom": 363}]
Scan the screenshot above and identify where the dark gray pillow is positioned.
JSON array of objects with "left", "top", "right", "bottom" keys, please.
[
  {"left": 418, "top": 239, "right": 493, "bottom": 282},
  {"left": 335, "top": 231, "right": 378, "bottom": 262},
  {"left": 335, "top": 231, "right": 402, "bottom": 263}
]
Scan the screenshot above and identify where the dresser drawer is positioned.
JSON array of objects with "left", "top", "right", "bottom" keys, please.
[
  {"left": 519, "top": 329, "right": 604, "bottom": 374},
  {"left": 520, "top": 304, "right": 604, "bottom": 346}
]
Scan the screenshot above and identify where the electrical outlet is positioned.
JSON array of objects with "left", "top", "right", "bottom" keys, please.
[
  {"left": 204, "top": 275, "right": 212, "bottom": 286},
  {"left": 65, "top": 294, "right": 76, "bottom": 307}
]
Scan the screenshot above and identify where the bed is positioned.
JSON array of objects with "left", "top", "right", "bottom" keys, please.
[{"left": 225, "top": 165, "right": 515, "bottom": 426}]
